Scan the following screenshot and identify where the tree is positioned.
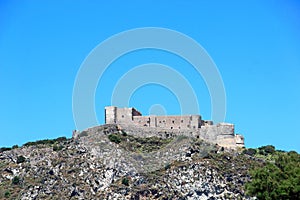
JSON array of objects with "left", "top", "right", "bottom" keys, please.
[{"left": 246, "top": 150, "right": 300, "bottom": 200}]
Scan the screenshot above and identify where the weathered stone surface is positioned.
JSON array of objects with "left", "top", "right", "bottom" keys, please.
[
  {"left": 0, "top": 124, "right": 258, "bottom": 199},
  {"left": 104, "top": 106, "right": 245, "bottom": 149}
]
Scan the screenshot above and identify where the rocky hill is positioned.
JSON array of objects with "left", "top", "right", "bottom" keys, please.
[{"left": 0, "top": 124, "right": 265, "bottom": 199}]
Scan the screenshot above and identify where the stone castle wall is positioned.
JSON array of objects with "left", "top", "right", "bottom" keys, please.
[
  {"left": 104, "top": 106, "right": 244, "bottom": 149},
  {"left": 105, "top": 106, "right": 202, "bottom": 130},
  {"left": 132, "top": 115, "right": 202, "bottom": 130}
]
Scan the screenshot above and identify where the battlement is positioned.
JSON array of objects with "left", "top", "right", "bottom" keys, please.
[{"left": 104, "top": 106, "right": 245, "bottom": 149}]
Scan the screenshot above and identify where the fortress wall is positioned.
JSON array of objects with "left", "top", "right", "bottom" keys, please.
[
  {"left": 133, "top": 115, "right": 202, "bottom": 129},
  {"left": 105, "top": 107, "right": 202, "bottom": 130},
  {"left": 133, "top": 116, "right": 151, "bottom": 127},
  {"left": 103, "top": 106, "right": 244, "bottom": 149},
  {"left": 235, "top": 134, "right": 245, "bottom": 148},
  {"left": 155, "top": 116, "right": 195, "bottom": 130},
  {"left": 116, "top": 107, "right": 134, "bottom": 124},
  {"left": 83, "top": 123, "right": 243, "bottom": 149},
  {"left": 118, "top": 124, "right": 239, "bottom": 148},
  {"left": 198, "top": 123, "right": 236, "bottom": 143},
  {"left": 202, "top": 120, "right": 213, "bottom": 126},
  {"left": 216, "top": 123, "right": 234, "bottom": 135},
  {"left": 191, "top": 115, "right": 202, "bottom": 129},
  {"left": 215, "top": 123, "right": 238, "bottom": 148},
  {"left": 149, "top": 116, "right": 157, "bottom": 127},
  {"left": 118, "top": 123, "right": 201, "bottom": 138},
  {"left": 105, "top": 107, "right": 142, "bottom": 125},
  {"left": 216, "top": 137, "right": 237, "bottom": 148},
  {"left": 105, "top": 106, "right": 117, "bottom": 124},
  {"left": 199, "top": 125, "right": 219, "bottom": 141}
]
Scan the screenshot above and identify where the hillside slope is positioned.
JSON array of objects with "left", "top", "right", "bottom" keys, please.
[{"left": 0, "top": 124, "right": 263, "bottom": 199}]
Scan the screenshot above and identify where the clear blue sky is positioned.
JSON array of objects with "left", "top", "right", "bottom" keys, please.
[{"left": 0, "top": 1, "right": 299, "bottom": 152}]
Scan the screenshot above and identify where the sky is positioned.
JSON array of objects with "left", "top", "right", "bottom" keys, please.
[{"left": 0, "top": 1, "right": 299, "bottom": 152}]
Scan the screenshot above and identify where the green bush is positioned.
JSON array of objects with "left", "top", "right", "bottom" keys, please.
[
  {"left": 164, "top": 163, "right": 171, "bottom": 170},
  {"left": 246, "top": 150, "right": 300, "bottom": 199},
  {"left": 55, "top": 137, "right": 67, "bottom": 142},
  {"left": 4, "top": 190, "right": 10, "bottom": 198},
  {"left": 121, "top": 130, "right": 127, "bottom": 136},
  {"left": 243, "top": 148, "right": 257, "bottom": 156},
  {"left": 0, "top": 147, "right": 12, "bottom": 153},
  {"left": 53, "top": 144, "right": 63, "bottom": 151},
  {"left": 23, "top": 136, "right": 68, "bottom": 147},
  {"left": 23, "top": 139, "right": 54, "bottom": 146},
  {"left": 258, "top": 145, "right": 276, "bottom": 155},
  {"left": 16, "top": 155, "right": 26, "bottom": 164},
  {"left": 108, "top": 134, "right": 121, "bottom": 144},
  {"left": 12, "top": 176, "right": 20, "bottom": 185},
  {"left": 12, "top": 145, "right": 19, "bottom": 149},
  {"left": 122, "top": 177, "right": 129, "bottom": 186}
]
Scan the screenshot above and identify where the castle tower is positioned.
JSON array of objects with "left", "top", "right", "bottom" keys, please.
[
  {"left": 105, "top": 106, "right": 117, "bottom": 124},
  {"left": 105, "top": 106, "right": 142, "bottom": 124}
]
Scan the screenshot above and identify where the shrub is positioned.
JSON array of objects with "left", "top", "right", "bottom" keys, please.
[
  {"left": 263, "top": 145, "right": 275, "bottom": 154},
  {"left": 23, "top": 136, "right": 68, "bottom": 147},
  {"left": 121, "top": 130, "right": 127, "bottom": 136},
  {"left": 164, "top": 163, "right": 171, "bottom": 170},
  {"left": 258, "top": 145, "right": 276, "bottom": 155},
  {"left": 12, "top": 145, "right": 19, "bottom": 149},
  {"left": 0, "top": 147, "right": 12, "bottom": 153},
  {"left": 12, "top": 176, "right": 20, "bottom": 185},
  {"left": 55, "top": 137, "right": 67, "bottom": 142},
  {"left": 23, "top": 141, "right": 35, "bottom": 146},
  {"left": 243, "top": 148, "right": 257, "bottom": 156},
  {"left": 246, "top": 151, "right": 300, "bottom": 199},
  {"left": 16, "top": 155, "right": 26, "bottom": 164},
  {"left": 108, "top": 134, "right": 121, "bottom": 144},
  {"left": 122, "top": 177, "right": 129, "bottom": 186},
  {"left": 4, "top": 191, "right": 10, "bottom": 198},
  {"left": 53, "top": 145, "right": 63, "bottom": 151},
  {"left": 23, "top": 139, "right": 55, "bottom": 146}
]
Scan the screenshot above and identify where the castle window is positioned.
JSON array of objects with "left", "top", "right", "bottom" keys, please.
[
  {"left": 171, "top": 127, "right": 173, "bottom": 129},
  {"left": 122, "top": 115, "right": 124, "bottom": 118},
  {"left": 172, "top": 120, "right": 175, "bottom": 124},
  {"left": 181, "top": 120, "right": 183, "bottom": 123},
  {"left": 187, "top": 125, "right": 190, "bottom": 128},
  {"left": 193, "top": 126, "right": 196, "bottom": 129},
  {"left": 159, "top": 121, "right": 161, "bottom": 123}
]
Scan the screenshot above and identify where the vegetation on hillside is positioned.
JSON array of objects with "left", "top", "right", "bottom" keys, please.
[
  {"left": 244, "top": 145, "right": 300, "bottom": 200},
  {"left": 0, "top": 137, "right": 68, "bottom": 153},
  {"left": 1, "top": 132, "right": 299, "bottom": 199},
  {"left": 107, "top": 132, "right": 174, "bottom": 153}
]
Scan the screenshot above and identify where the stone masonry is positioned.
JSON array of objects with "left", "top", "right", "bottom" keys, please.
[{"left": 105, "top": 106, "right": 245, "bottom": 149}]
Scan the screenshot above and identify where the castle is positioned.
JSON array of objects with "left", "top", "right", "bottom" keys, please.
[{"left": 105, "top": 106, "right": 245, "bottom": 149}]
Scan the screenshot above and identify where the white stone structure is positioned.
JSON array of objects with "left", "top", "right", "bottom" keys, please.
[{"left": 105, "top": 106, "right": 245, "bottom": 149}]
